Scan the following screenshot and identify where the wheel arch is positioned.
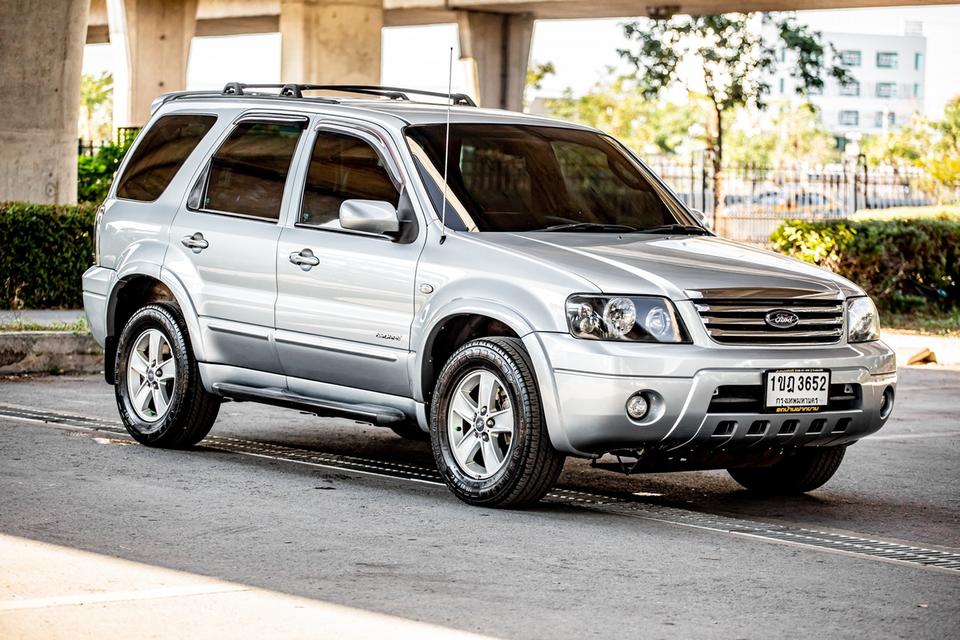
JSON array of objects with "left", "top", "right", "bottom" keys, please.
[{"left": 105, "top": 269, "right": 206, "bottom": 384}]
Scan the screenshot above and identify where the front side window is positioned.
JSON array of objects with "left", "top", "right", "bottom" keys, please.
[
  {"left": 406, "top": 124, "right": 688, "bottom": 233},
  {"left": 201, "top": 121, "right": 303, "bottom": 220},
  {"left": 116, "top": 114, "right": 217, "bottom": 201},
  {"left": 299, "top": 131, "right": 399, "bottom": 229}
]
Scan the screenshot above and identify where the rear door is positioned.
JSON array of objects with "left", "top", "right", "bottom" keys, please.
[
  {"left": 166, "top": 113, "right": 308, "bottom": 374},
  {"left": 274, "top": 122, "right": 424, "bottom": 398}
]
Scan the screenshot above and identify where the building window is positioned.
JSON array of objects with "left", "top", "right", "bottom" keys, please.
[
  {"left": 779, "top": 49, "right": 786, "bottom": 63},
  {"left": 876, "top": 82, "right": 897, "bottom": 98},
  {"left": 839, "top": 111, "right": 859, "bottom": 127},
  {"left": 779, "top": 78, "right": 785, "bottom": 94},
  {"left": 915, "top": 52, "right": 923, "bottom": 70},
  {"left": 874, "top": 111, "right": 884, "bottom": 128},
  {"left": 914, "top": 83, "right": 922, "bottom": 98},
  {"left": 839, "top": 80, "right": 860, "bottom": 97},
  {"left": 840, "top": 50, "right": 861, "bottom": 67},
  {"left": 888, "top": 112, "right": 896, "bottom": 127},
  {"left": 876, "top": 51, "right": 898, "bottom": 68}
]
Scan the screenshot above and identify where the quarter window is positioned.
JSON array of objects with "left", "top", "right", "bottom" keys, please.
[
  {"left": 116, "top": 114, "right": 217, "bottom": 201},
  {"left": 299, "top": 131, "right": 399, "bottom": 228},
  {"left": 201, "top": 121, "right": 303, "bottom": 220}
]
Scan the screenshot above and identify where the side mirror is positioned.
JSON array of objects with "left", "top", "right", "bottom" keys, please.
[
  {"left": 690, "top": 208, "right": 707, "bottom": 225},
  {"left": 339, "top": 199, "right": 400, "bottom": 236}
]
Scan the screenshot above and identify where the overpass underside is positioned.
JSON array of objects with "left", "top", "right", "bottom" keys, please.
[{"left": 0, "top": 0, "right": 952, "bottom": 203}]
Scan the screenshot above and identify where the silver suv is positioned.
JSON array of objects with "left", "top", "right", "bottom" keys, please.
[{"left": 83, "top": 83, "right": 897, "bottom": 507}]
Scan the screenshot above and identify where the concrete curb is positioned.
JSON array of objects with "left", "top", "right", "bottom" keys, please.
[{"left": 0, "top": 331, "right": 103, "bottom": 375}]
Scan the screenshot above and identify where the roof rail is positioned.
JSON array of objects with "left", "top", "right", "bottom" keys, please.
[{"left": 222, "top": 82, "right": 477, "bottom": 106}]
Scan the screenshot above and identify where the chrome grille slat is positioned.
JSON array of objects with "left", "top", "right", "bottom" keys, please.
[{"left": 695, "top": 295, "right": 845, "bottom": 346}]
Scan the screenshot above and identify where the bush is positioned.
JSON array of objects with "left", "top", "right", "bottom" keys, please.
[
  {"left": 771, "top": 217, "right": 960, "bottom": 313},
  {"left": 78, "top": 141, "right": 129, "bottom": 204},
  {"left": 0, "top": 202, "right": 96, "bottom": 309}
]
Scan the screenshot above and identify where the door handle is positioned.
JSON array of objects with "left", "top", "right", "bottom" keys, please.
[
  {"left": 181, "top": 232, "right": 209, "bottom": 252},
  {"left": 289, "top": 248, "right": 320, "bottom": 270}
]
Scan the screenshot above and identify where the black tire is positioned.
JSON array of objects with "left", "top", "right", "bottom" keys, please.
[
  {"left": 430, "top": 337, "right": 565, "bottom": 508},
  {"left": 727, "top": 446, "right": 846, "bottom": 494},
  {"left": 114, "top": 304, "right": 220, "bottom": 448},
  {"left": 389, "top": 420, "right": 429, "bottom": 441}
]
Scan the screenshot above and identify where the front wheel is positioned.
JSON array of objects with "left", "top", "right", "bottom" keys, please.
[
  {"left": 430, "top": 337, "right": 565, "bottom": 508},
  {"left": 727, "top": 446, "right": 846, "bottom": 494},
  {"left": 115, "top": 304, "right": 220, "bottom": 448}
]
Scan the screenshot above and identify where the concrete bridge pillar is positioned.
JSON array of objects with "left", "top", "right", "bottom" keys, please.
[
  {"left": 0, "top": 0, "right": 89, "bottom": 204},
  {"left": 280, "top": 0, "right": 383, "bottom": 85},
  {"left": 457, "top": 11, "right": 533, "bottom": 111},
  {"left": 108, "top": 0, "right": 198, "bottom": 127}
]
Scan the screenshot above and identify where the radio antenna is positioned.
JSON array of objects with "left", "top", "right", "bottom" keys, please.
[{"left": 439, "top": 46, "right": 453, "bottom": 245}]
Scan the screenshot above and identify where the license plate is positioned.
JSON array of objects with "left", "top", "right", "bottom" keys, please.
[{"left": 764, "top": 369, "right": 831, "bottom": 413}]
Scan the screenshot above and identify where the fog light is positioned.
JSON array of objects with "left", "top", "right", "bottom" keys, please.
[
  {"left": 626, "top": 393, "right": 650, "bottom": 420},
  {"left": 879, "top": 386, "right": 895, "bottom": 419}
]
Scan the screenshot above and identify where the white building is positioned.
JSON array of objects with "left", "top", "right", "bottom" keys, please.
[{"left": 770, "top": 23, "right": 926, "bottom": 142}]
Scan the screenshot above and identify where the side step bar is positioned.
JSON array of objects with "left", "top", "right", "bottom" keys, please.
[{"left": 212, "top": 383, "right": 406, "bottom": 426}]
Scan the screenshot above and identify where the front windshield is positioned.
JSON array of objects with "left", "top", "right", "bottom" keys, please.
[{"left": 405, "top": 123, "right": 694, "bottom": 233}]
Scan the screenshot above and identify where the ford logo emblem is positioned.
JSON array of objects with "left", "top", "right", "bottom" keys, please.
[{"left": 764, "top": 309, "right": 800, "bottom": 329}]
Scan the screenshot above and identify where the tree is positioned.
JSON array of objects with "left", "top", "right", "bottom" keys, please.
[
  {"left": 543, "top": 79, "right": 702, "bottom": 156},
  {"left": 726, "top": 101, "right": 839, "bottom": 167},
  {"left": 79, "top": 72, "right": 113, "bottom": 141},
  {"left": 618, "top": 13, "right": 851, "bottom": 228}
]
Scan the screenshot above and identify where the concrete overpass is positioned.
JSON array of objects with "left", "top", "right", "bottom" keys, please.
[{"left": 0, "top": 0, "right": 953, "bottom": 204}]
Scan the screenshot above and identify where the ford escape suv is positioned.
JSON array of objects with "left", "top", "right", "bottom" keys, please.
[{"left": 83, "top": 83, "right": 897, "bottom": 507}]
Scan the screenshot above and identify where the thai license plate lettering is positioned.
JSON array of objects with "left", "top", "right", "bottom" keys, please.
[{"left": 764, "top": 369, "right": 830, "bottom": 413}]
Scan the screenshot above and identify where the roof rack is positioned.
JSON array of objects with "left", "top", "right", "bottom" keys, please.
[{"left": 222, "top": 82, "right": 477, "bottom": 106}]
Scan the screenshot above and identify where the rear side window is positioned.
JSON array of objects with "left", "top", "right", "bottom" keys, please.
[
  {"left": 116, "top": 114, "right": 217, "bottom": 201},
  {"left": 202, "top": 121, "right": 303, "bottom": 220},
  {"left": 300, "top": 131, "right": 399, "bottom": 228}
]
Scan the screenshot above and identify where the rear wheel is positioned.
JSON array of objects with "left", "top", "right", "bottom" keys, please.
[
  {"left": 115, "top": 304, "right": 220, "bottom": 448},
  {"left": 430, "top": 337, "right": 565, "bottom": 507},
  {"left": 727, "top": 446, "right": 846, "bottom": 494}
]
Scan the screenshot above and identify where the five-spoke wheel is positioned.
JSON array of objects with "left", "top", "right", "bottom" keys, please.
[{"left": 126, "top": 329, "right": 177, "bottom": 425}]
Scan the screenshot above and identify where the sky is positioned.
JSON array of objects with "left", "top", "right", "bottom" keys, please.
[{"left": 82, "top": 4, "right": 960, "bottom": 119}]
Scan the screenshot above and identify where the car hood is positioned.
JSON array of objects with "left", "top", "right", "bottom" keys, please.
[{"left": 472, "top": 232, "right": 862, "bottom": 299}]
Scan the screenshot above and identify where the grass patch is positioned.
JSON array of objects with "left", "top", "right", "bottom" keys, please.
[
  {"left": 883, "top": 309, "right": 960, "bottom": 336},
  {"left": 0, "top": 317, "right": 90, "bottom": 333},
  {"left": 851, "top": 205, "right": 960, "bottom": 222}
]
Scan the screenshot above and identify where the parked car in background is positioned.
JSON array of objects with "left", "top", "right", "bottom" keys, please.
[{"left": 82, "top": 83, "right": 897, "bottom": 507}]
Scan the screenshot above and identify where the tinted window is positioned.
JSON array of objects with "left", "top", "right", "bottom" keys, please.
[
  {"left": 203, "top": 121, "right": 302, "bottom": 220},
  {"left": 116, "top": 114, "right": 217, "bottom": 201},
  {"left": 300, "top": 131, "right": 399, "bottom": 228},
  {"left": 406, "top": 124, "right": 680, "bottom": 232}
]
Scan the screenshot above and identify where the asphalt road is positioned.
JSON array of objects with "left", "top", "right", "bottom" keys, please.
[{"left": 1, "top": 366, "right": 958, "bottom": 638}]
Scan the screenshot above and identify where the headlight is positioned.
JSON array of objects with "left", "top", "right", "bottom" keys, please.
[
  {"left": 566, "top": 295, "right": 689, "bottom": 342},
  {"left": 847, "top": 296, "right": 880, "bottom": 343}
]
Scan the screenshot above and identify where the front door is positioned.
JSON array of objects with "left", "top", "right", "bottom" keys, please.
[
  {"left": 166, "top": 114, "right": 307, "bottom": 374},
  {"left": 275, "top": 124, "right": 423, "bottom": 398}
]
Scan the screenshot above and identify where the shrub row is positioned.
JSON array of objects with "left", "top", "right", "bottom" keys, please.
[
  {"left": 0, "top": 202, "right": 96, "bottom": 309},
  {"left": 771, "top": 216, "right": 960, "bottom": 313}
]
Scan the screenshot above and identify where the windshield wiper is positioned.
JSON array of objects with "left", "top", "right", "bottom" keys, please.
[
  {"left": 540, "top": 222, "right": 639, "bottom": 233},
  {"left": 636, "top": 224, "right": 710, "bottom": 235}
]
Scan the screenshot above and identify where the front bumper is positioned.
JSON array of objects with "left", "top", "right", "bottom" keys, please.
[{"left": 523, "top": 332, "right": 897, "bottom": 457}]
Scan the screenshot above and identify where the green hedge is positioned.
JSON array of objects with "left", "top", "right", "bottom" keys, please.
[
  {"left": 0, "top": 202, "right": 96, "bottom": 309},
  {"left": 771, "top": 216, "right": 960, "bottom": 313}
]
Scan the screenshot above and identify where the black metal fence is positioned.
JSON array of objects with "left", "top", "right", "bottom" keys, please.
[
  {"left": 77, "top": 127, "right": 140, "bottom": 156},
  {"left": 645, "top": 151, "right": 959, "bottom": 242}
]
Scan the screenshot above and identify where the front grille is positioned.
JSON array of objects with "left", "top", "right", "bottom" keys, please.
[
  {"left": 695, "top": 297, "right": 844, "bottom": 345},
  {"left": 708, "top": 383, "right": 862, "bottom": 414}
]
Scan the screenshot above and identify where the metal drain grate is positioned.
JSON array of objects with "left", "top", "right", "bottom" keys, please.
[{"left": 2, "top": 404, "right": 959, "bottom": 573}]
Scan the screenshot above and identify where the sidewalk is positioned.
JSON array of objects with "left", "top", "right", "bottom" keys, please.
[
  {"left": 0, "top": 310, "right": 86, "bottom": 326},
  {"left": 0, "top": 533, "right": 495, "bottom": 640}
]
